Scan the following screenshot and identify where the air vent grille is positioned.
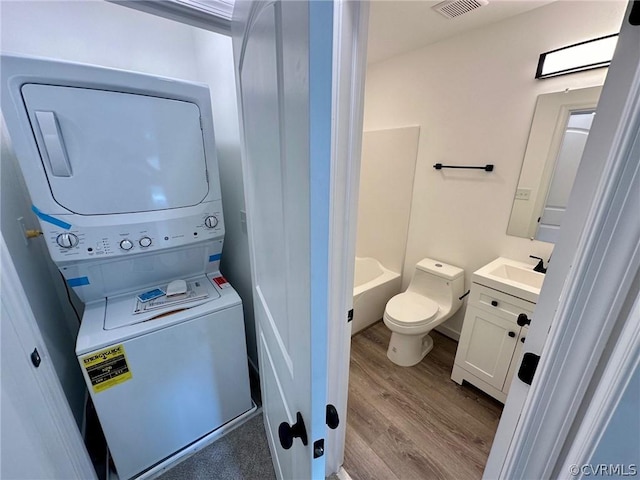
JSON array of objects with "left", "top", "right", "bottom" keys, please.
[{"left": 433, "top": 0, "right": 489, "bottom": 19}]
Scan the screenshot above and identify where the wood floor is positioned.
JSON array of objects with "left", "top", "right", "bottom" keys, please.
[{"left": 343, "top": 321, "right": 503, "bottom": 480}]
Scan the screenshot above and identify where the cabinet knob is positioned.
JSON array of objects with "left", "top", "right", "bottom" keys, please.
[
  {"left": 491, "top": 300, "right": 499, "bottom": 307},
  {"left": 508, "top": 331, "right": 516, "bottom": 338},
  {"left": 517, "top": 313, "right": 531, "bottom": 326},
  {"left": 521, "top": 337, "right": 526, "bottom": 343}
]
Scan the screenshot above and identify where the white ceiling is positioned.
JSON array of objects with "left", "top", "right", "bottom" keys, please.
[{"left": 367, "top": 0, "right": 555, "bottom": 64}]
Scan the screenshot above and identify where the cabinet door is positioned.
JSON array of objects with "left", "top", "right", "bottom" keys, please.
[
  {"left": 503, "top": 326, "right": 529, "bottom": 395},
  {"left": 455, "top": 305, "right": 520, "bottom": 390}
]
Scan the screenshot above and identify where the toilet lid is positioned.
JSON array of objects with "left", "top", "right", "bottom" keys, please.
[{"left": 385, "top": 292, "right": 439, "bottom": 326}]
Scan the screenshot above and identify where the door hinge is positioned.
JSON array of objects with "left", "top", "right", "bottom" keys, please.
[
  {"left": 313, "top": 439, "right": 324, "bottom": 458},
  {"left": 518, "top": 352, "right": 540, "bottom": 385},
  {"left": 347, "top": 309, "right": 353, "bottom": 323}
]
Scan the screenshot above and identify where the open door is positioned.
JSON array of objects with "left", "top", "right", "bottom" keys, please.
[{"left": 232, "top": 2, "right": 334, "bottom": 478}]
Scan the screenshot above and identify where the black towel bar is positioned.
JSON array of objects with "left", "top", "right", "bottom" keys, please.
[{"left": 434, "top": 163, "right": 494, "bottom": 172}]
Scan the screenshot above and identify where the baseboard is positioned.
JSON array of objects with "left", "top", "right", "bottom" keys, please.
[
  {"left": 335, "top": 466, "right": 353, "bottom": 480},
  {"left": 435, "top": 324, "right": 460, "bottom": 342}
]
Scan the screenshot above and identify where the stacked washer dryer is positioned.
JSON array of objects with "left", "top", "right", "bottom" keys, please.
[{"left": 1, "top": 54, "right": 253, "bottom": 479}]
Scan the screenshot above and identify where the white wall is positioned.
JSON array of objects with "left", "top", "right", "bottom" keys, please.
[
  {"left": 363, "top": 1, "right": 627, "bottom": 337},
  {"left": 0, "top": 0, "right": 252, "bottom": 422},
  {"left": 356, "top": 127, "right": 419, "bottom": 274},
  {"left": 0, "top": 0, "right": 201, "bottom": 80},
  {"left": 1, "top": 120, "right": 87, "bottom": 425},
  {"left": 191, "top": 30, "right": 258, "bottom": 369}
]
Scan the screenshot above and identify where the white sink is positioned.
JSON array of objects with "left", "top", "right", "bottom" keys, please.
[{"left": 473, "top": 257, "right": 545, "bottom": 303}]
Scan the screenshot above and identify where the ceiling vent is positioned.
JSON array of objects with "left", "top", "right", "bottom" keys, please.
[{"left": 433, "top": 0, "right": 489, "bottom": 19}]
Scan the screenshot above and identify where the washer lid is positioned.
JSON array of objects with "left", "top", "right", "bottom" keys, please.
[
  {"left": 104, "top": 277, "right": 220, "bottom": 330},
  {"left": 385, "top": 292, "right": 439, "bottom": 325}
]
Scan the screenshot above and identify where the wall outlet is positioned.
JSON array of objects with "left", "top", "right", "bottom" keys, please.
[{"left": 515, "top": 188, "right": 531, "bottom": 201}]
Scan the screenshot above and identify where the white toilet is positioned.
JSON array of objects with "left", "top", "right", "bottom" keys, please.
[{"left": 383, "top": 258, "right": 465, "bottom": 367}]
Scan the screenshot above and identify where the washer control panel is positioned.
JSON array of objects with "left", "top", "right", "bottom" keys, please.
[{"left": 40, "top": 204, "right": 224, "bottom": 263}]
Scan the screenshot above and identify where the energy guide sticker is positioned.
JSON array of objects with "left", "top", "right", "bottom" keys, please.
[{"left": 82, "top": 344, "right": 132, "bottom": 393}]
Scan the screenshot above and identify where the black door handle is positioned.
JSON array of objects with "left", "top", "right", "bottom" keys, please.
[
  {"left": 630, "top": 0, "right": 640, "bottom": 25},
  {"left": 31, "top": 348, "right": 41, "bottom": 368},
  {"left": 326, "top": 404, "right": 339, "bottom": 429},
  {"left": 517, "top": 313, "right": 531, "bottom": 326},
  {"left": 278, "top": 412, "right": 308, "bottom": 449}
]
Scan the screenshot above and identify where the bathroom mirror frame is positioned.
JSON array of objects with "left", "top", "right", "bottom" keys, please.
[{"left": 507, "top": 86, "right": 602, "bottom": 241}]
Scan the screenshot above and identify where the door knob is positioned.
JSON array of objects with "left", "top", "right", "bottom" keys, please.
[
  {"left": 278, "top": 412, "right": 308, "bottom": 449},
  {"left": 326, "top": 404, "right": 339, "bottom": 429},
  {"left": 517, "top": 313, "right": 531, "bottom": 326}
]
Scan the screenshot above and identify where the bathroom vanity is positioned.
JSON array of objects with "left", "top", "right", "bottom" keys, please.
[{"left": 451, "top": 257, "right": 544, "bottom": 403}]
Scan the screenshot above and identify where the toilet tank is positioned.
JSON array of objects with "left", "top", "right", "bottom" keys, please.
[{"left": 408, "top": 258, "right": 465, "bottom": 308}]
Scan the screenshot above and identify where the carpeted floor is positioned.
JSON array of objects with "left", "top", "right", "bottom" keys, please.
[{"left": 157, "top": 414, "right": 276, "bottom": 480}]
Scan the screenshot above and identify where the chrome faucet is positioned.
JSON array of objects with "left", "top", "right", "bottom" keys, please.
[{"left": 529, "top": 255, "right": 548, "bottom": 274}]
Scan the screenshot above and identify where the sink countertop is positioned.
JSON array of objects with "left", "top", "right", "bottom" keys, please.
[{"left": 473, "top": 257, "right": 545, "bottom": 303}]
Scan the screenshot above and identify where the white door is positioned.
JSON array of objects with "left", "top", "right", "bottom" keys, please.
[
  {"left": 232, "top": 2, "right": 334, "bottom": 478},
  {"left": 0, "top": 236, "right": 96, "bottom": 479},
  {"left": 485, "top": 4, "right": 640, "bottom": 478}
]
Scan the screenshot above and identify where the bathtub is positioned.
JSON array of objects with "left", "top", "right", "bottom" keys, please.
[{"left": 352, "top": 257, "right": 402, "bottom": 335}]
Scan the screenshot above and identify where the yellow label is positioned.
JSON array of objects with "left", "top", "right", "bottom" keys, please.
[{"left": 82, "top": 344, "right": 132, "bottom": 393}]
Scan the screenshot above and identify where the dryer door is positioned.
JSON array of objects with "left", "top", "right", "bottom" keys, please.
[{"left": 21, "top": 84, "right": 209, "bottom": 215}]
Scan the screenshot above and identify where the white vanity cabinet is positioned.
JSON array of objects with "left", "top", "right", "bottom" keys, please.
[{"left": 451, "top": 283, "right": 535, "bottom": 403}]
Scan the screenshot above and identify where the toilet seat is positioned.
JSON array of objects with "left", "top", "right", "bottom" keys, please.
[{"left": 385, "top": 292, "right": 439, "bottom": 326}]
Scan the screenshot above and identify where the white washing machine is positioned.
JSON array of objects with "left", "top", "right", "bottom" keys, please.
[
  {"left": 1, "top": 55, "right": 253, "bottom": 479},
  {"left": 77, "top": 274, "right": 251, "bottom": 479}
]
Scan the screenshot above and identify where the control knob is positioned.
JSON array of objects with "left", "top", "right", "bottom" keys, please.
[
  {"left": 204, "top": 216, "right": 219, "bottom": 229},
  {"left": 56, "top": 233, "right": 79, "bottom": 249},
  {"left": 139, "top": 236, "right": 152, "bottom": 248},
  {"left": 120, "top": 239, "right": 134, "bottom": 251}
]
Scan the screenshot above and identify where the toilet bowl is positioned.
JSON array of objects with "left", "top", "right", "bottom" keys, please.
[{"left": 383, "top": 258, "right": 464, "bottom": 366}]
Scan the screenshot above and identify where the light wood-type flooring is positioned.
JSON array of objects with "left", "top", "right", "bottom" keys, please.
[{"left": 343, "top": 321, "right": 503, "bottom": 480}]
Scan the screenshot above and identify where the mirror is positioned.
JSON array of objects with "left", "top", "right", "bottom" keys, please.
[{"left": 507, "top": 86, "right": 602, "bottom": 243}]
